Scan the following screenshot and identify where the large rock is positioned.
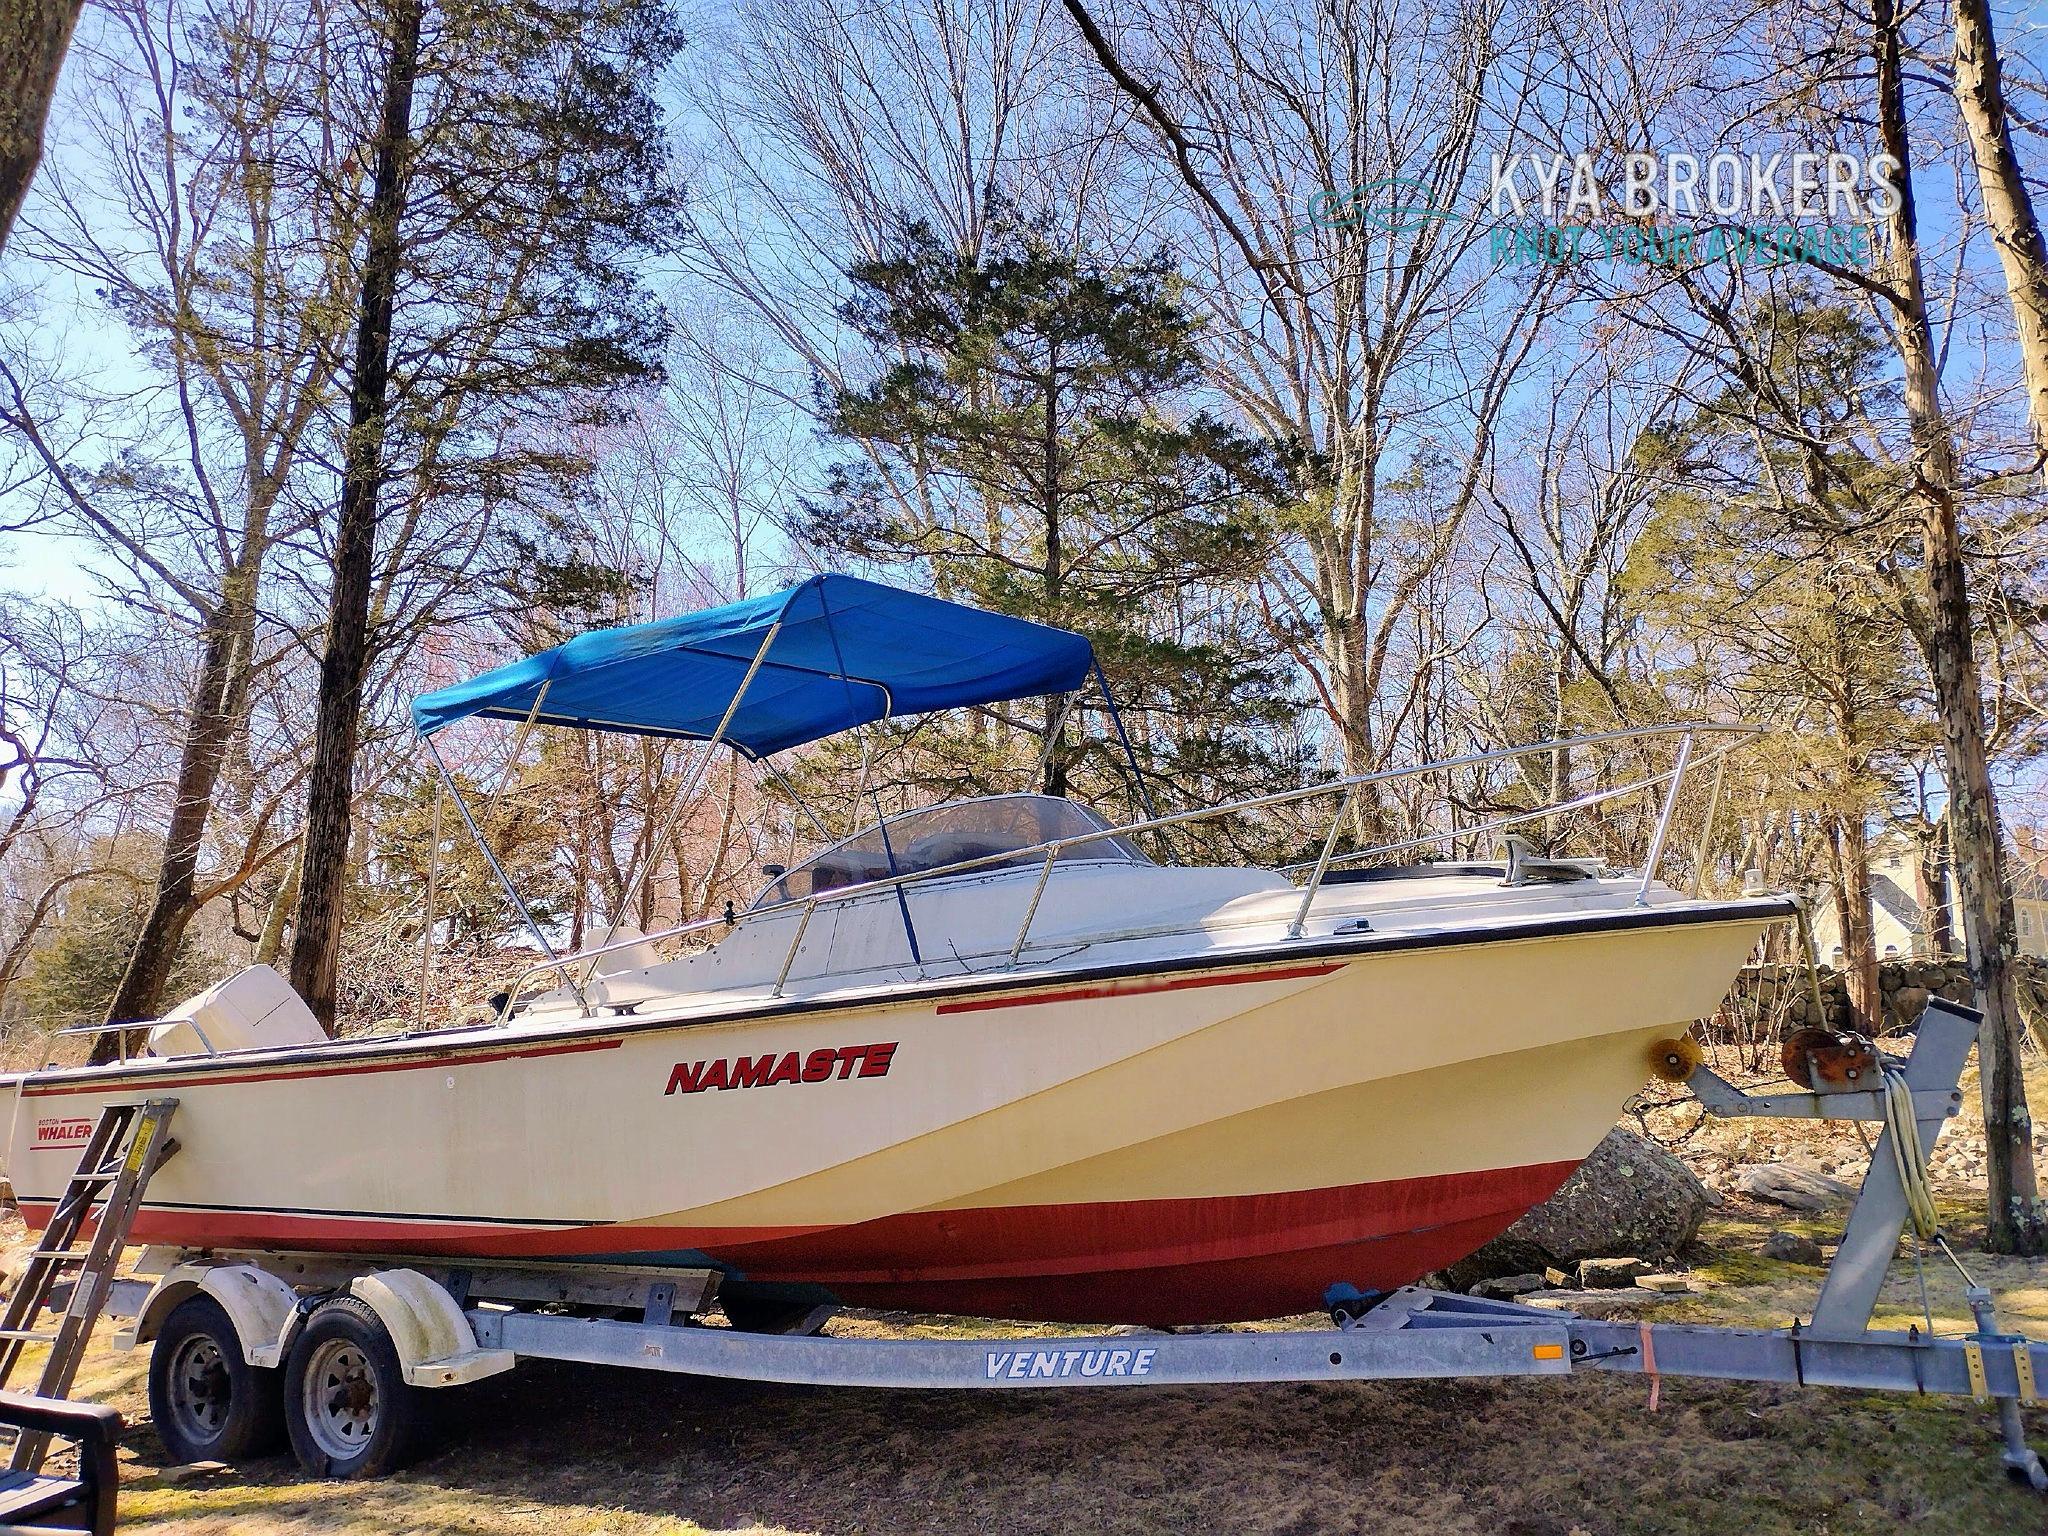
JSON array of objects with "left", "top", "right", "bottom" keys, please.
[
  {"left": 1733, "top": 1162, "right": 1853, "bottom": 1212},
  {"left": 1440, "top": 1127, "right": 1710, "bottom": 1291},
  {"left": 1761, "top": 1229, "right": 1824, "bottom": 1265}
]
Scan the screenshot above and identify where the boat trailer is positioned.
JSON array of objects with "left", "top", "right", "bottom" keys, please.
[{"left": 91, "top": 997, "right": 2045, "bottom": 1489}]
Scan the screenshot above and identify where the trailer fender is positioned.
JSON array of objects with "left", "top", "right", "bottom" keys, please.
[
  {"left": 346, "top": 1270, "right": 515, "bottom": 1387},
  {"left": 115, "top": 1262, "right": 299, "bottom": 1367}
]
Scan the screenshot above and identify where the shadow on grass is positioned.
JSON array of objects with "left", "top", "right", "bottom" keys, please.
[{"left": 109, "top": 1353, "right": 2048, "bottom": 1536}]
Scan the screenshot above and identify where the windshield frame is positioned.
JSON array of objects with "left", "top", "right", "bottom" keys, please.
[{"left": 752, "top": 793, "right": 1151, "bottom": 909}]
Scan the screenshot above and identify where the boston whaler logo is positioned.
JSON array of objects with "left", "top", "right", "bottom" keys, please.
[
  {"left": 665, "top": 1042, "right": 898, "bottom": 1096},
  {"left": 32, "top": 1117, "right": 92, "bottom": 1149}
]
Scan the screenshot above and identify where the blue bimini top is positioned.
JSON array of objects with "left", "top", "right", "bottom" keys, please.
[{"left": 409, "top": 573, "right": 1096, "bottom": 757}]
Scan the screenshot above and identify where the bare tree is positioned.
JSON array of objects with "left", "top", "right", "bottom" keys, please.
[
  {"left": 0, "top": 0, "right": 86, "bottom": 252},
  {"left": 0, "top": 603, "right": 142, "bottom": 1016},
  {"left": 1060, "top": 0, "right": 1561, "bottom": 794},
  {"left": 1481, "top": 334, "right": 1697, "bottom": 796},
  {"left": 1872, "top": 0, "right": 2041, "bottom": 1252},
  {"left": 1950, "top": 0, "right": 2048, "bottom": 476},
  {"left": 0, "top": 0, "right": 362, "bottom": 1039},
  {"left": 1480, "top": 0, "right": 2045, "bottom": 1248}
]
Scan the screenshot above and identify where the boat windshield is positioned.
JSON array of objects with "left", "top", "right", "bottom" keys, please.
[{"left": 755, "top": 794, "right": 1150, "bottom": 907}]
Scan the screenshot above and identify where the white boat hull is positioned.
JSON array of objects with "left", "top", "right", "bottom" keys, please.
[{"left": 3, "top": 903, "right": 1783, "bottom": 1323}]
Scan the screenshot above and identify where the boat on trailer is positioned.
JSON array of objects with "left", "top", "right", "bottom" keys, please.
[
  {"left": 3, "top": 574, "right": 1791, "bottom": 1326},
  {"left": 0, "top": 577, "right": 2036, "bottom": 1493}
]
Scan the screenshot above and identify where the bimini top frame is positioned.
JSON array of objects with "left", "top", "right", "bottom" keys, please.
[{"left": 410, "top": 576, "right": 1144, "bottom": 1003}]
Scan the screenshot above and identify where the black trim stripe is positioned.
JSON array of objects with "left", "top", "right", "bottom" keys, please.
[{"left": 106, "top": 1197, "right": 579, "bottom": 1227}]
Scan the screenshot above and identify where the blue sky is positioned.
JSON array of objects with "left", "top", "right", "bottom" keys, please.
[{"left": 4, "top": 0, "right": 2046, "bottom": 730}]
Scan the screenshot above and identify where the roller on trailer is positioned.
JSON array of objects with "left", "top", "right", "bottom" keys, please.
[{"left": 99, "top": 998, "right": 2045, "bottom": 1489}]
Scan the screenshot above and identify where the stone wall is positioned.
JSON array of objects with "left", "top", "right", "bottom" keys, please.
[{"left": 1702, "top": 954, "right": 2048, "bottom": 1044}]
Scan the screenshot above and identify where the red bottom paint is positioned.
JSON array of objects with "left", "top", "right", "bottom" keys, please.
[{"left": 23, "top": 1161, "right": 1579, "bottom": 1325}]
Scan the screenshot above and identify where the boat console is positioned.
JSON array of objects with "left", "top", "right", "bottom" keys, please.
[{"left": 753, "top": 794, "right": 1148, "bottom": 906}]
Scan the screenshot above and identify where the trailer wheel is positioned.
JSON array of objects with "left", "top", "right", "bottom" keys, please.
[
  {"left": 148, "top": 1294, "right": 286, "bottom": 1463},
  {"left": 283, "top": 1296, "right": 428, "bottom": 1478}
]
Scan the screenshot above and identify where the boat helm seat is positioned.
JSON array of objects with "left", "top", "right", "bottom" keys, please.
[
  {"left": 901, "top": 832, "right": 1020, "bottom": 874},
  {"left": 805, "top": 852, "right": 890, "bottom": 893}
]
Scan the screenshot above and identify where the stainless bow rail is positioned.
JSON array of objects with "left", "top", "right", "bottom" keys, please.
[
  {"left": 505, "top": 721, "right": 1759, "bottom": 1017},
  {"left": 36, "top": 722, "right": 1760, "bottom": 1058}
]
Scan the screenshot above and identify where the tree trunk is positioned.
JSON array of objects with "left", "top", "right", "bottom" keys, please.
[
  {"left": 1041, "top": 691, "right": 1068, "bottom": 799},
  {"left": 1547, "top": 645, "right": 1574, "bottom": 805},
  {"left": 253, "top": 851, "right": 299, "bottom": 967},
  {"left": 1040, "top": 361, "right": 1069, "bottom": 799},
  {"left": 1951, "top": 0, "right": 2048, "bottom": 475},
  {"left": 1875, "top": 0, "right": 2043, "bottom": 1253},
  {"left": 0, "top": 0, "right": 86, "bottom": 255},
  {"left": 1832, "top": 812, "right": 1881, "bottom": 1029},
  {"left": 1927, "top": 813, "right": 1956, "bottom": 957},
  {"left": 1824, "top": 813, "right": 1855, "bottom": 959},
  {"left": 96, "top": 600, "right": 249, "bottom": 1052},
  {"left": 1825, "top": 595, "right": 1880, "bottom": 1024},
  {"left": 287, "top": 0, "right": 422, "bottom": 1030},
  {"left": 1319, "top": 558, "right": 1373, "bottom": 774}
]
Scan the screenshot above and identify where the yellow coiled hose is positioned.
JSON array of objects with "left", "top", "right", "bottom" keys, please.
[{"left": 1881, "top": 1066, "right": 1940, "bottom": 1241}]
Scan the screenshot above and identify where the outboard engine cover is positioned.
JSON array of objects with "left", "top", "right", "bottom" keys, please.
[{"left": 148, "top": 964, "right": 326, "bottom": 1057}]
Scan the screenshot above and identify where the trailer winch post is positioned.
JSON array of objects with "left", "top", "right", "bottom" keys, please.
[
  {"left": 1679, "top": 1001, "right": 1981, "bottom": 1334},
  {"left": 1804, "top": 1001, "right": 1975, "bottom": 1337},
  {"left": 1676, "top": 996, "right": 2045, "bottom": 1488}
]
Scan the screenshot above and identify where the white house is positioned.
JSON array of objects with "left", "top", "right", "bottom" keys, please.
[
  {"left": 1807, "top": 825, "right": 2048, "bottom": 963},
  {"left": 1806, "top": 828, "right": 1957, "bottom": 963}
]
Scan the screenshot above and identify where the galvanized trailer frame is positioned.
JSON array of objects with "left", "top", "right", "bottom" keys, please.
[{"left": 106, "top": 998, "right": 2045, "bottom": 1489}]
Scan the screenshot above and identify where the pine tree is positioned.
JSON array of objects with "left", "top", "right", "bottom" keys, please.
[{"left": 810, "top": 212, "right": 1294, "bottom": 818}]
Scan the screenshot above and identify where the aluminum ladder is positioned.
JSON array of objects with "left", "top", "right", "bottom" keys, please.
[{"left": 0, "top": 1099, "right": 177, "bottom": 1472}]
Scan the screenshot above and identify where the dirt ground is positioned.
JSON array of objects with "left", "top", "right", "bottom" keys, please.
[{"left": 16, "top": 1053, "right": 2048, "bottom": 1536}]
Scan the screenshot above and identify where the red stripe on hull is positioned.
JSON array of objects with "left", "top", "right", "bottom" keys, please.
[
  {"left": 18, "top": 1036, "right": 623, "bottom": 1096},
  {"left": 933, "top": 960, "right": 1343, "bottom": 1016},
  {"left": 22, "top": 1161, "right": 1577, "bottom": 1325}
]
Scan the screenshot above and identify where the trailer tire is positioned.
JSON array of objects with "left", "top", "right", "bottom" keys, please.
[
  {"left": 284, "top": 1296, "right": 429, "bottom": 1478},
  {"left": 148, "top": 1294, "right": 286, "bottom": 1463}
]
